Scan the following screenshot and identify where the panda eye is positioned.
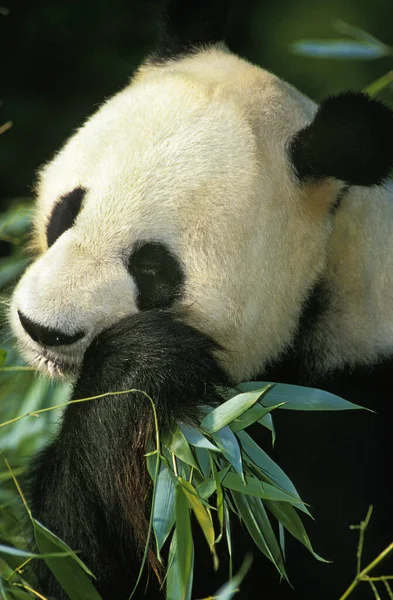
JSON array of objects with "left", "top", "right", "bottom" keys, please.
[
  {"left": 46, "top": 187, "right": 86, "bottom": 248},
  {"left": 128, "top": 242, "right": 184, "bottom": 310}
]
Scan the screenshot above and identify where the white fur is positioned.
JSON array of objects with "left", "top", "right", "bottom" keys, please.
[{"left": 10, "top": 46, "right": 393, "bottom": 381}]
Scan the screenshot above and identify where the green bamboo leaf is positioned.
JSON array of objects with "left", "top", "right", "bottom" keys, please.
[
  {"left": 237, "top": 382, "right": 366, "bottom": 411},
  {"left": 34, "top": 519, "right": 103, "bottom": 600},
  {"left": 0, "top": 543, "right": 70, "bottom": 559},
  {"left": 230, "top": 402, "right": 284, "bottom": 433},
  {"left": 265, "top": 501, "right": 328, "bottom": 562},
  {"left": 237, "top": 431, "right": 309, "bottom": 514},
  {"left": 223, "top": 501, "right": 233, "bottom": 579},
  {"left": 200, "top": 388, "right": 271, "bottom": 433},
  {"left": 211, "top": 460, "right": 224, "bottom": 542},
  {"left": 174, "top": 484, "right": 194, "bottom": 599},
  {"left": 259, "top": 413, "right": 276, "bottom": 445},
  {"left": 164, "top": 427, "right": 199, "bottom": 471},
  {"left": 247, "top": 496, "right": 287, "bottom": 580},
  {"left": 212, "top": 426, "right": 243, "bottom": 476},
  {"left": 178, "top": 477, "right": 218, "bottom": 569},
  {"left": 220, "top": 470, "right": 305, "bottom": 505},
  {"left": 194, "top": 446, "right": 211, "bottom": 478},
  {"left": 166, "top": 533, "right": 194, "bottom": 600},
  {"left": 152, "top": 466, "right": 176, "bottom": 557},
  {"left": 214, "top": 555, "right": 253, "bottom": 600},
  {"left": 197, "top": 477, "right": 217, "bottom": 500},
  {"left": 231, "top": 491, "right": 284, "bottom": 575},
  {"left": 179, "top": 423, "right": 221, "bottom": 451}
]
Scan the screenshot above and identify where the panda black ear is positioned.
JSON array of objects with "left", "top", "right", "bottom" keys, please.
[{"left": 289, "top": 92, "right": 393, "bottom": 186}]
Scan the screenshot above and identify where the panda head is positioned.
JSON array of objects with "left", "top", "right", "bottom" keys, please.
[{"left": 9, "top": 16, "right": 393, "bottom": 382}]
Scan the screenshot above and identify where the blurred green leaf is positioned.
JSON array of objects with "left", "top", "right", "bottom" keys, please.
[
  {"left": 0, "top": 349, "right": 7, "bottom": 367},
  {"left": 213, "top": 555, "right": 252, "bottom": 600},
  {"left": 365, "top": 71, "right": 393, "bottom": 97},
  {"left": 290, "top": 39, "right": 390, "bottom": 59}
]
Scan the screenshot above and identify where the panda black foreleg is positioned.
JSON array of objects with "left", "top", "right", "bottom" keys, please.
[{"left": 29, "top": 309, "right": 226, "bottom": 599}]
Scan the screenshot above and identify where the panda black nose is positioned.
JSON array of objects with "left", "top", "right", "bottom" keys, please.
[{"left": 18, "top": 311, "right": 85, "bottom": 347}]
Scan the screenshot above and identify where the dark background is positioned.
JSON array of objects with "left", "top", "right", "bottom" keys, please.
[{"left": 1, "top": 0, "right": 393, "bottom": 205}]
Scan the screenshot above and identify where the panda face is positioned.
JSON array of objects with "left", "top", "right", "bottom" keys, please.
[{"left": 10, "top": 49, "right": 340, "bottom": 381}]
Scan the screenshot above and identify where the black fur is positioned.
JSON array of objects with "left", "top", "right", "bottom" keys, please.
[
  {"left": 46, "top": 187, "right": 86, "bottom": 248},
  {"left": 153, "top": 0, "right": 229, "bottom": 61},
  {"left": 290, "top": 92, "right": 393, "bottom": 186},
  {"left": 128, "top": 242, "right": 184, "bottom": 310},
  {"left": 18, "top": 310, "right": 85, "bottom": 347},
  {"left": 29, "top": 310, "right": 226, "bottom": 600}
]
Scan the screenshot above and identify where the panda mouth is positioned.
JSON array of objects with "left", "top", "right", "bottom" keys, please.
[{"left": 32, "top": 348, "right": 79, "bottom": 379}]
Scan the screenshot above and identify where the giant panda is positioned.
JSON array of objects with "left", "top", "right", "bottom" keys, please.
[{"left": 9, "top": 0, "right": 393, "bottom": 598}]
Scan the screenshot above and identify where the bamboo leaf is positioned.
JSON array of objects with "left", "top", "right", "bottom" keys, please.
[
  {"left": 34, "top": 519, "right": 103, "bottom": 600},
  {"left": 152, "top": 466, "right": 176, "bottom": 557},
  {"left": 237, "top": 431, "right": 309, "bottom": 514},
  {"left": 247, "top": 496, "right": 287, "bottom": 580},
  {"left": 178, "top": 477, "right": 218, "bottom": 569},
  {"left": 197, "top": 477, "right": 217, "bottom": 500},
  {"left": 174, "top": 484, "right": 194, "bottom": 599},
  {"left": 200, "top": 388, "right": 271, "bottom": 433},
  {"left": 194, "top": 446, "right": 211, "bottom": 478},
  {"left": 230, "top": 402, "right": 284, "bottom": 433},
  {"left": 212, "top": 427, "right": 243, "bottom": 476},
  {"left": 231, "top": 491, "right": 285, "bottom": 576},
  {"left": 220, "top": 470, "right": 305, "bottom": 505},
  {"left": 265, "top": 501, "right": 328, "bottom": 562},
  {"left": 166, "top": 533, "right": 194, "bottom": 600},
  {"left": 237, "top": 382, "right": 366, "bottom": 411},
  {"left": 0, "top": 543, "right": 69, "bottom": 559},
  {"left": 290, "top": 39, "right": 390, "bottom": 59},
  {"left": 164, "top": 427, "right": 199, "bottom": 470},
  {"left": 214, "top": 555, "right": 253, "bottom": 600},
  {"left": 179, "top": 423, "right": 220, "bottom": 451}
]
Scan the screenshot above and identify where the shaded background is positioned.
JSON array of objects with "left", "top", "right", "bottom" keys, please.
[{"left": 1, "top": 0, "right": 393, "bottom": 206}]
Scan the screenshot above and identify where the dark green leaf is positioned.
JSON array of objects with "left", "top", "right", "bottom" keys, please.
[{"left": 34, "top": 519, "right": 103, "bottom": 600}]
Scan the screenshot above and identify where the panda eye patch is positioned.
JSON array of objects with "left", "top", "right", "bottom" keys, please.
[
  {"left": 46, "top": 187, "right": 86, "bottom": 248},
  {"left": 128, "top": 242, "right": 184, "bottom": 310}
]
